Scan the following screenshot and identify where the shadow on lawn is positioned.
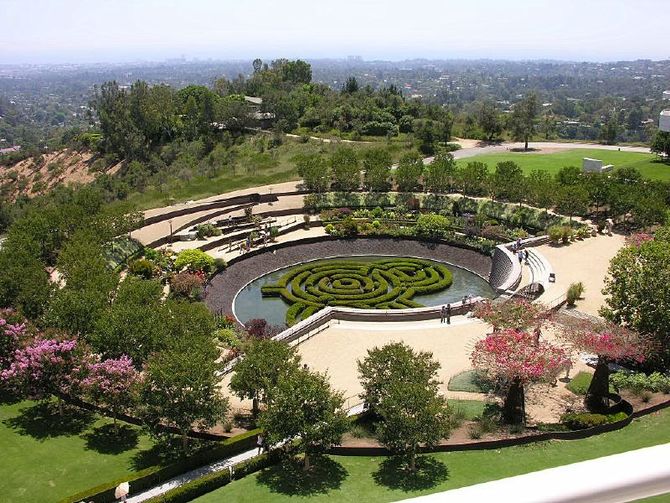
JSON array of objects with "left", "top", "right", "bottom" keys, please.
[
  {"left": 4, "top": 402, "right": 95, "bottom": 440},
  {"left": 373, "top": 456, "right": 449, "bottom": 492},
  {"left": 256, "top": 456, "right": 348, "bottom": 496},
  {"left": 83, "top": 423, "right": 139, "bottom": 454}
]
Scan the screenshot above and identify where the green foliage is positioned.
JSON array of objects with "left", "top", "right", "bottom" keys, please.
[
  {"left": 560, "top": 412, "right": 629, "bottom": 430},
  {"left": 174, "top": 249, "right": 215, "bottom": 274},
  {"left": 195, "top": 224, "right": 222, "bottom": 240},
  {"left": 610, "top": 371, "right": 670, "bottom": 394},
  {"left": 128, "top": 258, "right": 155, "bottom": 279},
  {"left": 447, "top": 370, "right": 496, "bottom": 393},
  {"left": 395, "top": 151, "right": 424, "bottom": 192},
  {"left": 330, "top": 147, "right": 360, "bottom": 192},
  {"left": 414, "top": 213, "right": 453, "bottom": 239},
  {"left": 296, "top": 153, "right": 331, "bottom": 193},
  {"left": 566, "top": 282, "right": 585, "bottom": 307},
  {"left": 260, "top": 258, "right": 453, "bottom": 325},
  {"left": 363, "top": 148, "right": 392, "bottom": 192}
]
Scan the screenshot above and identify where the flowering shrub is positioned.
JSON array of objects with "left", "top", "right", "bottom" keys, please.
[
  {"left": 82, "top": 355, "right": 140, "bottom": 429},
  {"left": 0, "top": 310, "right": 30, "bottom": 369},
  {"left": 626, "top": 233, "right": 653, "bottom": 247},
  {"left": 170, "top": 272, "right": 206, "bottom": 300},
  {"left": 472, "top": 299, "right": 548, "bottom": 331},
  {"left": 1, "top": 337, "right": 81, "bottom": 409},
  {"left": 244, "top": 318, "right": 284, "bottom": 339}
]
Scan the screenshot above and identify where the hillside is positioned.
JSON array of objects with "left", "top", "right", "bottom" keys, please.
[{"left": 0, "top": 149, "right": 121, "bottom": 201}]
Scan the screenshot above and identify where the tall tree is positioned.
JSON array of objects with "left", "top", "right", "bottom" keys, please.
[
  {"left": 511, "top": 93, "right": 539, "bottom": 151},
  {"left": 395, "top": 151, "right": 424, "bottom": 192},
  {"left": 424, "top": 151, "right": 457, "bottom": 193},
  {"left": 458, "top": 161, "right": 489, "bottom": 196},
  {"left": 296, "top": 154, "right": 331, "bottom": 193},
  {"left": 493, "top": 161, "right": 525, "bottom": 202},
  {"left": 259, "top": 367, "right": 348, "bottom": 471},
  {"left": 363, "top": 148, "right": 392, "bottom": 192},
  {"left": 526, "top": 170, "right": 556, "bottom": 211},
  {"left": 358, "top": 342, "right": 450, "bottom": 471},
  {"left": 477, "top": 100, "right": 503, "bottom": 142},
  {"left": 330, "top": 146, "right": 360, "bottom": 191}
]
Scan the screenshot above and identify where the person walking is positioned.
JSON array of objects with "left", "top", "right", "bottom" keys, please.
[
  {"left": 446, "top": 303, "right": 451, "bottom": 325},
  {"left": 440, "top": 305, "right": 446, "bottom": 324},
  {"left": 517, "top": 250, "right": 524, "bottom": 264},
  {"left": 256, "top": 434, "right": 264, "bottom": 455}
]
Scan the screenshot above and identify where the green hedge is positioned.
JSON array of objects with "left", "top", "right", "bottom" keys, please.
[
  {"left": 560, "top": 412, "right": 629, "bottom": 430},
  {"left": 145, "top": 452, "right": 279, "bottom": 503},
  {"left": 60, "top": 429, "right": 261, "bottom": 503}
]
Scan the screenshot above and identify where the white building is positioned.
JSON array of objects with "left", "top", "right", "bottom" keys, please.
[
  {"left": 660, "top": 110, "right": 670, "bottom": 133},
  {"left": 663, "top": 90, "right": 670, "bottom": 100}
]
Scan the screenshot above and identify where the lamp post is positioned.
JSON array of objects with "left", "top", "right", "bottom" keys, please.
[{"left": 168, "top": 219, "right": 173, "bottom": 241}]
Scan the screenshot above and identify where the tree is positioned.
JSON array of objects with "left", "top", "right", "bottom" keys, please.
[
  {"left": 511, "top": 93, "right": 539, "bottom": 151},
  {"left": 493, "top": 161, "right": 525, "bottom": 202},
  {"left": 141, "top": 336, "right": 228, "bottom": 451},
  {"left": 477, "top": 100, "right": 503, "bottom": 141},
  {"left": 414, "top": 119, "right": 436, "bottom": 155},
  {"left": 0, "top": 245, "right": 52, "bottom": 319},
  {"left": 472, "top": 299, "right": 548, "bottom": 332},
  {"left": 651, "top": 130, "right": 670, "bottom": 159},
  {"left": 1, "top": 337, "right": 83, "bottom": 414},
  {"left": 555, "top": 185, "right": 590, "bottom": 220},
  {"left": 358, "top": 342, "right": 450, "bottom": 471},
  {"left": 363, "top": 148, "right": 392, "bottom": 192},
  {"left": 559, "top": 319, "right": 648, "bottom": 412},
  {"left": 472, "top": 329, "right": 570, "bottom": 424},
  {"left": 414, "top": 214, "right": 452, "bottom": 240},
  {"left": 555, "top": 165, "right": 582, "bottom": 187},
  {"left": 296, "top": 154, "right": 330, "bottom": 193},
  {"left": 424, "top": 151, "right": 457, "bottom": 193},
  {"left": 252, "top": 58, "right": 263, "bottom": 73},
  {"left": 229, "top": 339, "right": 301, "bottom": 417},
  {"left": 526, "top": 170, "right": 556, "bottom": 211},
  {"left": 0, "top": 310, "right": 31, "bottom": 370},
  {"left": 259, "top": 367, "right": 348, "bottom": 471},
  {"left": 458, "top": 161, "right": 489, "bottom": 196},
  {"left": 600, "top": 115, "right": 619, "bottom": 145},
  {"left": 601, "top": 236, "right": 670, "bottom": 368},
  {"left": 342, "top": 77, "right": 359, "bottom": 94},
  {"left": 330, "top": 147, "right": 360, "bottom": 191},
  {"left": 82, "top": 355, "right": 140, "bottom": 433},
  {"left": 395, "top": 152, "right": 424, "bottom": 192}
]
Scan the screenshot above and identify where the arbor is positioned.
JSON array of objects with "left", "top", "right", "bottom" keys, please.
[
  {"left": 471, "top": 329, "right": 570, "bottom": 424},
  {"left": 424, "top": 151, "right": 457, "bottom": 193},
  {"left": 82, "top": 355, "right": 140, "bottom": 433},
  {"left": 363, "top": 148, "right": 392, "bottom": 192},
  {"left": 259, "top": 367, "right": 348, "bottom": 470},
  {"left": 141, "top": 336, "right": 228, "bottom": 451},
  {"left": 330, "top": 147, "right": 360, "bottom": 191},
  {"left": 477, "top": 100, "right": 503, "bottom": 141},
  {"left": 395, "top": 152, "right": 424, "bottom": 192},
  {"left": 511, "top": 93, "right": 539, "bottom": 151},
  {"left": 601, "top": 237, "right": 670, "bottom": 368},
  {"left": 358, "top": 342, "right": 450, "bottom": 471},
  {"left": 229, "top": 339, "right": 301, "bottom": 417},
  {"left": 296, "top": 154, "right": 330, "bottom": 193},
  {"left": 559, "top": 319, "right": 648, "bottom": 412}
]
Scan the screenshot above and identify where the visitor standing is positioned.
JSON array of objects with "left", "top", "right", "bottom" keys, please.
[
  {"left": 440, "top": 305, "right": 446, "bottom": 323},
  {"left": 524, "top": 249, "right": 529, "bottom": 264},
  {"left": 256, "top": 434, "right": 264, "bottom": 455},
  {"left": 517, "top": 250, "right": 524, "bottom": 264},
  {"left": 446, "top": 303, "right": 451, "bottom": 324}
]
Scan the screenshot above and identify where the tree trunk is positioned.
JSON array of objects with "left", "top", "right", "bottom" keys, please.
[
  {"left": 113, "top": 411, "right": 118, "bottom": 435},
  {"left": 585, "top": 357, "right": 610, "bottom": 412},
  {"left": 57, "top": 395, "right": 63, "bottom": 416},
  {"left": 503, "top": 378, "right": 525, "bottom": 424},
  {"left": 181, "top": 431, "right": 189, "bottom": 452},
  {"left": 409, "top": 446, "right": 417, "bottom": 472},
  {"left": 303, "top": 451, "right": 310, "bottom": 471},
  {"left": 252, "top": 396, "right": 259, "bottom": 419}
]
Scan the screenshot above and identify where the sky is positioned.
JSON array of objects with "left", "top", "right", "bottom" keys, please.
[{"left": 1, "top": 0, "right": 669, "bottom": 64}]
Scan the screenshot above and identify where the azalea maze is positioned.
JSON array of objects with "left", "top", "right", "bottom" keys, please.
[{"left": 261, "top": 257, "right": 453, "bottom": 325}]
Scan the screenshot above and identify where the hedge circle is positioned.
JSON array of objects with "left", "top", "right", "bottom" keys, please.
[{"left": 260, "top": 257, "right": 453, "bottom": 325}]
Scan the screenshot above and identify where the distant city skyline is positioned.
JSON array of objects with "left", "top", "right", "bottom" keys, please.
[{"left": 1, "top": 0, "right": 669, "bottom": 65}]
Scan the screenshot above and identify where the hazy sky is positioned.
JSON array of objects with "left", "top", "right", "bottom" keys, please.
[{"left": 1, "top": 0, "right": 668, "bottom": 64}]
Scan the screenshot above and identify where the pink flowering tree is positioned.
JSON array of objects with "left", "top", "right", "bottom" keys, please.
[
  {"left": 1, "top": 337, "right": 82, "bottom": 414},
  {"left": 559, "top": 319, "right": 649, "bottom": 412},
  {"left": 472, "top": 299, "right": 549, "bottom": 332},
  {"left": 471, "top": 329, "right": 571, "bottom": 424},
  {"left": 82, "top": 355, "right": 141, "bottom": 433},
  {"left": 0, "top": 310, "right": 31, "bottom": 370}
]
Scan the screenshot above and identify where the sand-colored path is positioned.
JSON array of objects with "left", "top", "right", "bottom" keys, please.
[{"left": 536, "top": 233, "right": 626, "bottom": 317}]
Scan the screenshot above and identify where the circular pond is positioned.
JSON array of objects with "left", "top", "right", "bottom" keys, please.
[{"left": 233, "top": 255, "right": 496, "bottom": 327}]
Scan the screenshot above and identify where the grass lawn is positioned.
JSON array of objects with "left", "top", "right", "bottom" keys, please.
[
  {"left": 195, "top": 407, "right": 670, "bottom": 502},
  {"left": 447, "top": 399, "right": 486, "bottom": 420},
  {"left": 566, "top": 371, "right": 616, "bottom": 396},
  {"left": 447, "top": 370, "right": 494, "bottom": 393},
  {"left": 456, "top": 149, "right": 670, "bottom": 180},
  {"left": 0, "top": 399, "right": 162, "bottom": 503}
]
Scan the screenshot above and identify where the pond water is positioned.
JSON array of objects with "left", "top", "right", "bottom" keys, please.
[{"left": 233, "top": 255, "right": 496, "bottom": 327}]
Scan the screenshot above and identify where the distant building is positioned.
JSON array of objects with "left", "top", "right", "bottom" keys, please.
[
  {"left": 660, "top": 110, "right": 670, "bottom": 133},
  {"left": 583, "top": 157, "right": 613, "bottom": 173},
  {"left": 663, "top": 90, "right": 670, "bottom": 100},
  {"left": 0, "top": 145, "right": 21, "bottom": 155}
]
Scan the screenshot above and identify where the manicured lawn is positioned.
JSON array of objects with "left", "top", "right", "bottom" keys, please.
[
  {"left": 566, "top": 371, "right": 616, "bottom": 396},
  {"left": 447, "top": 370, "right": 494, "bottom": 393},
  {"left": 195, "top": 407, "right": 670, "bottom": 502},
  {"left": 456, "top": 149, "right": 670, "bottom": 180},
  {"left": 0, "top": 399, "right": 161, "bottom": 503},
  {"left": 447, "top": 399, "right": 486, "bottom": 420}
]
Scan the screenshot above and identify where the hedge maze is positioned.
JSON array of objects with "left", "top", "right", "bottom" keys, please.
[{"left": 261, "top": 257, "right": 453, "bottom": 325}]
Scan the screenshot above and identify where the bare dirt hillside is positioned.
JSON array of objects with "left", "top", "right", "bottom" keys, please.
[{"left": 0, "top": 149, "right": 122, "bottom": 201}]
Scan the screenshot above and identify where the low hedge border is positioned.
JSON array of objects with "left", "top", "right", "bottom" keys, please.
[
  {"left": 60, "top": 429, "right": 261, "bottom": 503},
  {"left": 144, "top": 451, "right": 281, "bottom": 503}
]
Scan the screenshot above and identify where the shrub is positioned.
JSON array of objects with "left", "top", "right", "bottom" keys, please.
[
  {"left": 303, "top": 214, "right": 311, "bottom": 229},
  {"left": 566, "top": 282, "right": 585, "bottom": 307},
  {"left": 214, "top": 258, "right": 227, "bottom": 273},
  {"left": 170, "top": 272, "right": 205, "bottom": 300},
  {"left": 324, "top": 223, "right": 335, "bottom": 234},
  {"left": 174, "top": 249, "right": 215, "bottom": 274},
  {"left": 128, "top": 258, "right": 155, "bottom": 279},
  {"left": 195, "top": 224, "right": 222, "bottom": 240},
  {"left": 610, "top": 371, "right": 670, "bottom": 394},
  {"left": 560, "top": 411, "right": 628, "bottom": 430}
]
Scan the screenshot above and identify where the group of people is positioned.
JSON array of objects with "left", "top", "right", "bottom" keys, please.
[
  {"left": 440, "top": 295, "right": 476, "bottom": 324},
  {"left": 512, "top": 238, "right": 530, "bottom": 265}
]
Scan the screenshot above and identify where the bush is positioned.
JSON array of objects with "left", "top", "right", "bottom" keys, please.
[
  {"left": 610, "top": 371, "right": 670, "bottom": 394},
  {"left": 170, "top": 272, "right": 205, "bottom": 300},
  {"left": 128, "top": 258, "right": 155, "bottom": 279},
  {"left": 174, "top": 249, "right": 215, "bottom": 274},
  {"left": 214, "top": 258, "right": 227, "bottom": 273},
  {"left": 566, "top": 282, "right": 585, "bottom": 307},
  {"left": 560, "top": 411, "right": 628, "bottom": 430},
  {"left": 195, "top": 224, "right": 222, "bottom": 240}
]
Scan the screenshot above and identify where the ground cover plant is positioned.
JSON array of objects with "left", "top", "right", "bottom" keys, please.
[{"left": 260, "top": 258, "right": 453, "bottom": 325}]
